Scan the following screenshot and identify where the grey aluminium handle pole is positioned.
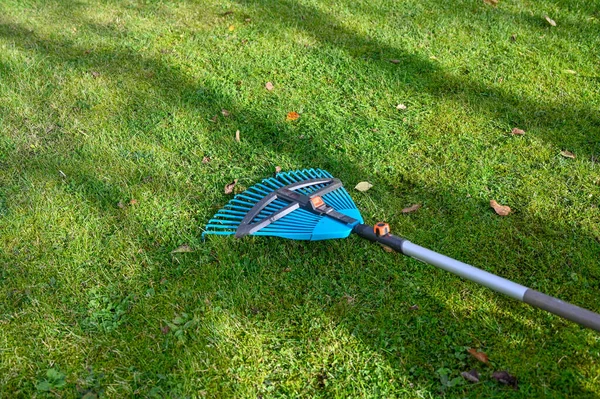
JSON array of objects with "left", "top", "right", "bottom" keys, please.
[{"left": 353, "top": 224, "right": 600, "bottom": 332}]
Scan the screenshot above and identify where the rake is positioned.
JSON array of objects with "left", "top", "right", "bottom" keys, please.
[{"left": 203, "top": 169, "right": 600, "bottom": 332}]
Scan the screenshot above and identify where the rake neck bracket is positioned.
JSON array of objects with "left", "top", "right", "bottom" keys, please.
[{"left": 235, "top": 177, "right": 358, "bottom": 238}]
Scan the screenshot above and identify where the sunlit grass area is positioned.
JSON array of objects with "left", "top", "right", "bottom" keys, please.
[{"left": 1, "top": 0, "right": 599, "bottom": 397}]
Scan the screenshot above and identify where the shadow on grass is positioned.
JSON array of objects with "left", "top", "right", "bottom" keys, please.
[{"left": 1, "top": 1, "right": 599, "bottom": 396}]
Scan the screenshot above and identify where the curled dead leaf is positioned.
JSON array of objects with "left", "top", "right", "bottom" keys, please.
[
  {"left": 381, "top": 244, "right": 394, "bottom": 253},
  {"left": 560, "top": 150, "right": 575, "bottom": 159},
  {"left": 235, "top": 129, "right": 240, "bottom": 142},
  {"left": 91, "top": 71, "right": 100, "bottom": 78},
  {"left": 511, "top": 127, "right": 525, "bottom": 135},
  {"left": 117, "top": 201, "right": 125, "bottom": 209},
  {"left": 402, "top": 204, "right": 421, "bottom": 214},
  {"left": 129, "top": 199, "right": 138, "bottom": 205},
  {"left": 396, "top": 104, "right": 407, "bottom": 110},
  {"left": 389, "top": 59, "right": 400, "bottom": 64},
  {"left": 490, "top": 200, "right": 511, "bottom": 216},
  {"left": 343, "top": 294, "right": 355, "bottom": 304},
  {"left": 202, "top": 156, "right": 211, "bottom": 164},
  {"left": 210, "top": 115, "right": 218, "bottom": 123},
  {"left": 483, "top": 0, "right": 498, "bottom": 5},
  {"left": 409, "top": 304, "right": 419, "bottom": 310},
  {"left": 461, "top": 369, "right": 480, "bottom": 383},
  {"left": 161, "top": 325, "right": 170, "bottom": 334},
  {"left": 467, "top": 348, "right": 490, "bottom": 364},
  {"left": 286, "top": 111, "right": 300, "bottom": 121},
  {"left": 355, "top": 181, "right": 373, "bottom": 192},
  {"left": 224, "top": 179, "right": 238, "bottom": 194},
  {"left": 265, "top": 81, "right": 274, "bottom": 91},
  {"left": 171, "top": 244, "right": 193, "bottom": 253},
  {"left": 544, "top": 15, "right": 556, "bottom": 26},
  {"left": 492, "top": 370, "right": 518, "bottom": 389},
  {"left": 275, "top": 166, "right": 282, "bottom": 173},
  {"left": 221, "top": 109, "right": 230, "bottom": 117}
]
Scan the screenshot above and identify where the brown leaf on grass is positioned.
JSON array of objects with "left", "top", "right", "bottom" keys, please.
[
  {"left": 224, "top": 179, "right": 238, "bottom": 194},
  {"left": 461, "top": 369, "right": 480, "bottom": 383},
  {"left": 560, "top": 150, "right": 576, "bottom": 159},
  {"left": 355, "top": 182, "right": 373, "bottom": 192},
  {"left": 275, "top": 166, "right": 282, "bottom": 173},
  {"left": 221, "top": 10, "right": 234, "bottom": 16},
  {"left": 283, "top": 267, "right": 291, "bottom": 272},
  {"left": 490, "top": 200, "right": 511, "bottom": 216},
  {"left": 161, "top": 325, "right": 170, "bottom": 334},
  {"left": 381, "top": 244, "right": 394, "bottom": 253},
  {"left": 202, "top": 156, "right": 211, "bottom": 164},
  {"left": 245, "top": 18, "right": 251, "bottom": 22},
  {"left": 510, "top": 34, "right": 517, "bottom": 42},
  {"left": 171, "top": 244, "right": 193, "bottom": 253},
  {"left": 91, "top": 71, "right": 100, "bottom": 78},
  {"left": 117, "top": 201, "right": 125, "bottom": 209},
  {"left": 409, "top": 304, "right": 419, "bottom": 310},
  {"left": 129, "top": 199, "right": 138, "bottom": 205},
  {"left": 492, "top": 370, "right": 518, "bottom": 389},
  {"left": 544, "top": 15, "right": 557, "bottom": 26},
  {"left": 286, "top": 111, "right": 300, "bottom": 121},
  {"left": 235, "top": 129, "right": 240, "bottom": 142},
  {"left": 210, "top": 115, "right": 218, "bottom": 123},
  {"left": 221, "top": 109, "right": 230, "bottom": 117},
  {"left": 402, "top": 203, "right": 421, "bottom": 213},
  {"left": 511, "top": 127, "right": 525, "bottom": 135},
  {"left": 342, "top": 294, "right": 355, "bottom": 304},
  {"left": 467, "top": 348, "right": 490, "bottom": 364},
  {"left": 389, "top": 59, "right": 400, "bottom": 64},
  {"left": 483, "top": 0, "right": 498, "bottom": 5},
  {"left": 396, "top": 103, "right": 407, "bottom": 110},
  {"left": 265, "top": 81, "right": 274, "bottom": 91}
]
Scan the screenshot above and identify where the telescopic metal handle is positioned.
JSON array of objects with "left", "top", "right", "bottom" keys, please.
[{"left": 352, "top": 223, "right": 600, "bottom": 332}]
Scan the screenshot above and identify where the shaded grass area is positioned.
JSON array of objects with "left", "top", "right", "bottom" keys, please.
[{"left": 1, "top": 0, "right": 599, "bottom": 397}]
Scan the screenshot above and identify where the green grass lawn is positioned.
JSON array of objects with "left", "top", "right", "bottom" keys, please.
[{"left": 1, "top": 0, "right": 600, "bottom": 397}]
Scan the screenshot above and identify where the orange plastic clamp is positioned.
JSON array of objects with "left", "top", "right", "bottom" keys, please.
[
  {"left": 374, "top": 222, "right": 390, "bottom": 237},
  {"left": 310, "top": 196, "right": 325, "bottom": 209}
]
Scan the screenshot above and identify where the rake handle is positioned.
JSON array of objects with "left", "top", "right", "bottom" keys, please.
[{"left": 352, "top": 223, "right": 600, "bottom": 332}]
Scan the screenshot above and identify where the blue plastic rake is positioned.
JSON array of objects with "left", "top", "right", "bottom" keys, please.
[{"left": 204, "top": 169, "right": 600, "bottom": 332}]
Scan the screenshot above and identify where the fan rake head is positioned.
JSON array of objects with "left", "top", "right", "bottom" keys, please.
[{"left": 203, "top": 169, "right": 364, "bottom": 240}]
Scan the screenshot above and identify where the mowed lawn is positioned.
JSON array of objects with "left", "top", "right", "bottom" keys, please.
[{"left": 1, "top": 0, "right": 600, "bottom": 397}]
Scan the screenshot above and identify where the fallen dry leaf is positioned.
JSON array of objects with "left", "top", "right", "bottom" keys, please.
[
  {"left": 221, "top": 109, "right": 230, "bottom": 117},
  {"left": 117, "top": 201, "right": 125, "bottom": 209},
  {"left": 490, "top": 200, "right": 511, "bottom": 216},
  {"left": 283, "top": 267, "right": 291, "bottom": 272},
  {"left": 461, "top": 369, "right": 480, "bottom": 383},
  {"left": 171, "top": 244, "right": 193, "bottom": 253},
  {"left": 409, "top": 304, "right": 419, "bottom": 310},
  {"left": 510, "top": 34, "right": 517, "bottom": 42},
  {"left": 560, "top": 150, "right": 576, "bottom": 159},
  {"left": 483, "top": 0, "right": 498, "bottom": 5},
  {"left": 355, "top": 181, "right": 373, "bottom": 192},
  {"left": 381, "top": 245, "right": 394, "bottom": 253},
  {"left": 265, "top": 81, "right": 274, "bottom": 91},
  {"left": 161, "top": 325, "right": 170, "bottom": 334},
  {"left": 286, "top": 111, "right": 300, "bottom": 121},
  {"left": 343, "top": 294, "right": 355, "bottom": 304},
  {"left": 210, "top": 115, "right": 218, "bottom": 123},
  {"left": 91, "top": 71, "right": 100, "bottom": 78},
  {"left": 275, "top": 166, "right": 282, "bottom": 173},
  {"left": 202, "top": 156, "right": 211, "bottom": 164},
  {"left": 396, "top": 104, "right": 407, "bottom": 110},
  {"left": 544, "top": 15, "right": 556, "bottom": 26},
  {"left": 221, "top": 10, "right": 234, "bottom": 16},
  {"left": 228, "top": 25, "right": 235, "bottom": 31},
  {"left": 245, "top": 18, "right": 251, "bottom": 22},
  {"left": 235, "top": 129, "right": 240, "bottom": 142},
  {"left": 224, "top": 179, "right": 238, "bottom": 194},
  {"left": 389, "top": 59, "right": 400, "bottom": 64},
  {"left": 129, "top": 199, "right": 138, "bottom": 205},
  {"left": 492, "top": 370, "right": 518, "bottom": 389},
  {"left": 402, "top": 204, "right": 421, "bottom": 214},
  {"left": 467, "top": 348, "right": 490, "bottom": 364},
  {"left": 511, "top": 127, "right": 525, "bottom": 135}
]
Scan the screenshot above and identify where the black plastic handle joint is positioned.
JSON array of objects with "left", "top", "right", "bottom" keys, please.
[{"left": 352, "top": 223, "right": 407, "bottom": 254}]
